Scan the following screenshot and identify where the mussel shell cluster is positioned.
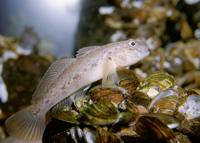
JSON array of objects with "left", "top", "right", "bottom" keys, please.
[{"left": 43, "top": 68, "right": 200, "bottom": 143}]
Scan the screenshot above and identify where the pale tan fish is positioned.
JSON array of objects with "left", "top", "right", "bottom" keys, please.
[{"left": 4, "top": 39, "right": 150, "bottom": 143}]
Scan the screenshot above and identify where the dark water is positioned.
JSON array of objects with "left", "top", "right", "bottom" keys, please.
[{"left": 0, "top": 0, "right": 82, "bottom": 57}]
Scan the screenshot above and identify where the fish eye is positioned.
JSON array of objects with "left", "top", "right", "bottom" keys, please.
[{"left": 129, "top": 41, "right": 135, "bottom": 47}]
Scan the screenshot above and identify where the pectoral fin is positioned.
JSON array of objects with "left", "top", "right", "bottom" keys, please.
[{"left": 102, "top": 56, "right": 119, "bottom": 87}]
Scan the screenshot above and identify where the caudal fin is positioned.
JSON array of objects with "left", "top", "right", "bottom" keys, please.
[
  {"left": 1, "top": 137, "right": 22, "bottom": 143},
  {"left": 1, "top": 136, "right": 42, "bottom": 143},
  {"left": 5, "top": 105, "right": 45, "bottom": 142}
]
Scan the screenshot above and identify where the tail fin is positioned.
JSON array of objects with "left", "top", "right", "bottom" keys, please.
[
  {"left": 5, "top": 105, "right": 45, "bottom": 142},
  {"left": 1, "top": 137, "right": 22, "bottom": 143},
  {"left": 1, "top": 136, "right": 42, "bottom": 143}
]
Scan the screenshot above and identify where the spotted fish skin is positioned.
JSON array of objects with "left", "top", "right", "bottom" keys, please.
[{"left": 4, "top": 39, "right": 150, "bottom": 143}]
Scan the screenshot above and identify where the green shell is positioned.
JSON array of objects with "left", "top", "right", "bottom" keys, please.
[
  {"left": 138, "top": 71, "right": 175, "bottom": 98},
  {"left": 79, "top": 101, "right": 119, "bottom": 125},
  {"left": 149, "top": 89, "right": 179, "bottom": 115}
]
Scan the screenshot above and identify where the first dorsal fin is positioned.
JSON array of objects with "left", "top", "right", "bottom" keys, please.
[
  {"left": 32, "top": 58, "right": 76, "bottom": 103},
  {"left": 76, "top": 46, "right": 100, "bottom": 58}
]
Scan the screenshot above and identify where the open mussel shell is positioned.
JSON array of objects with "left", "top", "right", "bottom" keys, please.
[
  {"left": 135, "top": 115, "right": 175, "bottom": 142},
  {"left": 117, "top": 68, "right": 140, "bottom": 95},
  {"left": 138, "top": 71, "right": 175, "bottom": 98},
  {"left": 149, "top": 89, "right": 179, "bottom": 115}
]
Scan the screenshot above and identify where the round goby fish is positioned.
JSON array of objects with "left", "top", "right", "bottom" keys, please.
[{"left": 4, "top": 39, "right": 151, "bottom": 143}]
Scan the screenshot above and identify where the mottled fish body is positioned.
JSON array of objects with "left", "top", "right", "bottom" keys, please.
[{"left": 4, "top": 39, "right": 150, "bottom": 143}]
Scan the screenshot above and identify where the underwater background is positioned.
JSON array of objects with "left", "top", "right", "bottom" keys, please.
[{"left": 0, "top": 0, "right": 200, "bottom": 142}]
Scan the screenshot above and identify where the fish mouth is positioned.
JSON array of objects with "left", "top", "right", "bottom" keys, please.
[{"left": 140, "top": 48, "right": 150, "bottom": 59}]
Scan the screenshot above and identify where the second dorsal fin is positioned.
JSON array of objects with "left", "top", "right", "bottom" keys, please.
[
  {"left": 32, "top": 58, "right": 76, "bottom": 103},
  {"left": 76, "top": 46, "right": 100, "bottom": 58}
]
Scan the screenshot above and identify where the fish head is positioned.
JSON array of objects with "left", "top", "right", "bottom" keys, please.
[{"left": 112, "top": 38, "right": 150, "bottom": 67}]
